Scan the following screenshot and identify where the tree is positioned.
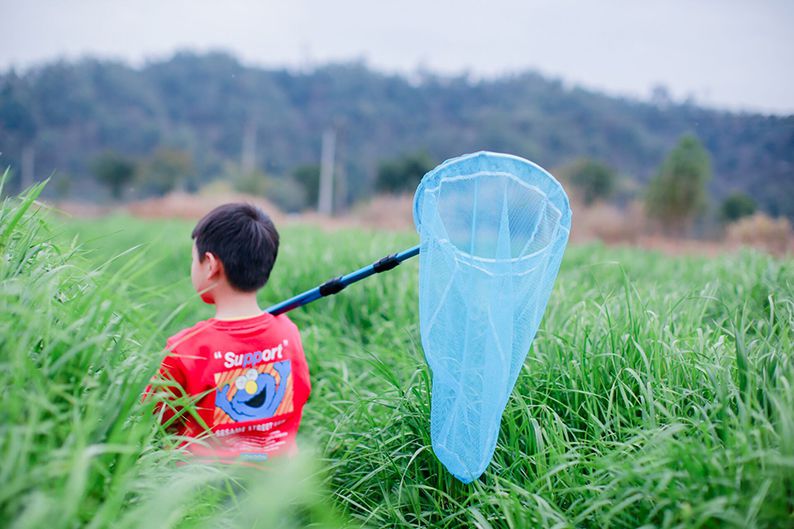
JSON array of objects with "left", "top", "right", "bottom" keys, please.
[
  {"left": 0, "top": 73, "right": 37, "bottom": 192},
  {"left": 1, "top": 56, "right": 792, "bottom": 219},
  {"left": 645, "top": 134, "right": 712, "bottom": 235},
  {"left": 138, "top": 148, "right": 193, "bottom": 195},
  {"left": 91, "top": 151, "right": 136, "bottom": 200},
  {"left": 564, "top": 158, "right": 617, "bottom": 205},
  {"left": 720, "top": 192, "right": 756, "bottom": 223},
  {"left": 292, "top": 165, "right": 320, "bottom": 209},
  {"left": 376, "top": 151, "right": 435, "bottom": 194},
  {"left": 0, "top": 77, "right": 36, "bottom": 143}
]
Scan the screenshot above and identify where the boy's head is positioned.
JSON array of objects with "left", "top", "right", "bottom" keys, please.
[{"left": 190, "top": 203, "right": 279, "bottom": 301}]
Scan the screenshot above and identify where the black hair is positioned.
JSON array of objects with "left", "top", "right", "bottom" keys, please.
[{"left": 191, "top": 203, "right": 280, "bottom": 292}]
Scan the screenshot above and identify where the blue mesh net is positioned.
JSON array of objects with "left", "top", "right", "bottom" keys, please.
[{"left": 413, "top": 151, "right": 571, "bottom": 483}]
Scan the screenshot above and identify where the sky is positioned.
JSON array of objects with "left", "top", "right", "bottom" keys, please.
[{"left": 1, "top": 0, "right": 792, "bottom": 115}]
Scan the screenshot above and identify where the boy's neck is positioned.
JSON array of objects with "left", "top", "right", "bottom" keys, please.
[{"left": 212, "top": 287, "right": 264, "bottom": 320}]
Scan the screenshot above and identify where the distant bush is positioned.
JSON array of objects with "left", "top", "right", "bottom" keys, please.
[
  {"left": 198, "top": 178, "right": 235, "bottom": 196},
  {"left": 720, "top": 192, "right": 756, "bottom": 223},
  {"left": 292, "top": 165, "right": 321, "bottom": 210},
  {"left": 230, "top": 167, "right": 269, "bottom": 196},
  {"left": 727, "top": 213, "right": 792, "bottom": 255},
  {"left": 376, "top": 151, "right": 435, "bottom": 194},
  {"left": 570, "top": 200, "right": 646, "bottom": 244},
  {"left": 137, "top": 148, "right": 194, "bottom": 196},
  {"left": 91, "top": 150, "right": 137, "bottom": 200},
  {"left": 561, "top": 158, "right": 618, "bottom": 205}
]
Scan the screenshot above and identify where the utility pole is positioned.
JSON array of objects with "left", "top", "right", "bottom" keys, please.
[
  {"left": 334, "top": 129, "right": 347, "bottom": 213},
  {"left": 318, "top": 128, "right": 335, "bottom": 215}
]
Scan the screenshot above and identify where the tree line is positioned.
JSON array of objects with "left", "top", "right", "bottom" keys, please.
[
  {"left": 87, "top": 129, "right": 755, "bottom": 235},
  {"left": 0, "top": 52, "right": 792, "bottom": 218}
]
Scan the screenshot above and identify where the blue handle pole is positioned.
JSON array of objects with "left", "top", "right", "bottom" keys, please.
[{"left": 266, "top": 245, "right": 420, "bottom": 316}]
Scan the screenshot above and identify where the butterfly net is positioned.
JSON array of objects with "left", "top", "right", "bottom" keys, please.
[{"left": 413, "top": 151, "right": 571, "bottom": 483}]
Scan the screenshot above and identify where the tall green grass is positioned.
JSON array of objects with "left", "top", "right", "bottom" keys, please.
[
  {"left": 0, "top": 181, "right": 345, "bottom": 529},
  {"left": 3, "top": 185, "right": 792, "bottom": 528}
]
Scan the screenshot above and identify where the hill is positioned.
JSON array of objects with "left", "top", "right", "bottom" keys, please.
[{"left": 1, "top": 52, "right": 792, "bottom": 216}]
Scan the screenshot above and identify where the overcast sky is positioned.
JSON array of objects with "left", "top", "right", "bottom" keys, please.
[{"left": 1, "top": 0, "right": 792, "bottom": 114}]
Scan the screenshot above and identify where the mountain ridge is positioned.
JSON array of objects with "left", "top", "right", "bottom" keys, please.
[{"left": 1, "top": 51, "right": 792, "bottom": 216}]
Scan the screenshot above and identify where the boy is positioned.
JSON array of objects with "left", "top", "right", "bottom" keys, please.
[{"left": 149, "top": 203, "right": 311, "bottom": 461}]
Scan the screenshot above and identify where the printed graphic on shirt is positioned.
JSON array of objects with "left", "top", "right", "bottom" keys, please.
[{"left": 213, "top": 360, "right": 293, "bottom": 425}]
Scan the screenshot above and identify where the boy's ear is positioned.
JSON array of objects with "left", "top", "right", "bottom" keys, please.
[{"left": 205, "top": 252, "right": 224, "bottom": 280}]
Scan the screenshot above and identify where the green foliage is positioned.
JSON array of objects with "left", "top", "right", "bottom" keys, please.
[
  {"left": 2, "top": 54, "right": 790, "bottom": 216},
  {"left": 721, "top": 191, "right": 757, "bottom": 223},
  {"left": 562, "top": 158, "right": 618, "bottom": 205},
  {"left": 292, "top": 164, "right": 321, "bottom": 209},
  {"left": 0, "top": 74, "right": 36, "bottom": 143},
  {"left": 138, "top": 148, "right": 193, "bottom": 195},
  {"left": 91, "top": 151, "right": 137, "bottom": 200},
  {"left": 2, "top": 170, "right": 791, "bottom": 528},
  {"left": 0, "top": 182, "right": 345, "bottom": 529},
  {"left": 646, "top": 134, "right": 713, "bottom": 234},
  {"left": 54, "top": 209, "right": 794, "bottom": 529},
  {"left": 376, "top": 151, "right": 435, "bottom": 194}
]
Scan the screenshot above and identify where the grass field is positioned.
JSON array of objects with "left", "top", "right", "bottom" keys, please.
[{"left": 2, "top": 184, "right": 793, "bottom": 528}]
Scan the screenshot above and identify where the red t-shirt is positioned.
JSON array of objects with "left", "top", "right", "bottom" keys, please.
[{"left": 150, "top": 312, "right": 311, "bottom": 461}]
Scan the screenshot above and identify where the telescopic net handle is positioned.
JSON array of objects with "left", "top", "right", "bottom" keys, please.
[{"left": 266, "top": 245, "right": 420, "bottom": 316}]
